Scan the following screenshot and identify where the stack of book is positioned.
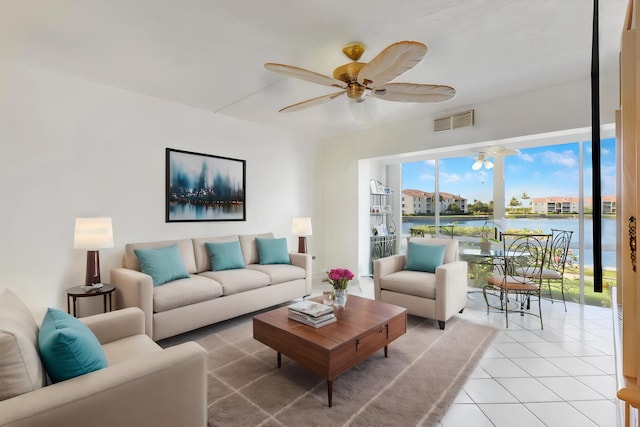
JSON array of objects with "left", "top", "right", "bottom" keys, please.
[{"left": 288, "top": 300, "right": 336, "bottom": 328}]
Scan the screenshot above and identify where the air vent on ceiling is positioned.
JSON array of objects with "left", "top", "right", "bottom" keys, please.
[{"left": 434, "top": 109, "right": 474, "bottom": 132}]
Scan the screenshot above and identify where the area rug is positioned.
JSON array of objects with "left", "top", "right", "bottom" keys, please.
[{"left": 197, "top": 315, "right": 497, "bottom": 427}]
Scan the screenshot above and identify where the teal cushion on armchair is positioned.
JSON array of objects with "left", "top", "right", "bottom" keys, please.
[
  {"left": 405, "top": 242, "right": 446, "bottom": 273},
  {"left": 38, "top": 308, "right": 107, "bottom": 383}
]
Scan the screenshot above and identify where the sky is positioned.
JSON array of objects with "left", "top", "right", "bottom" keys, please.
[{"left": 401, "top": 138, "right": 616, "bottom": 206}]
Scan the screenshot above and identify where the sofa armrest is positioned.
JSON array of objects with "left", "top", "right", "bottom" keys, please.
[
  {"left": 373, "top": 254, "right": 407, "bottom": 300},
  {"left": 110, "top": 267, "right": 154, "bottom": 338},
  {"left": 289, "top": 252, "right": 313, "bottom": 295},
  {"left": 434, "top": 260, "right": 469, "bottom": 320},
  {"left": 0, "top": 341, "right": 207, "bottom": 427},
  {"left": 79, "top": 307, "right": 145, "bottom": 345}
]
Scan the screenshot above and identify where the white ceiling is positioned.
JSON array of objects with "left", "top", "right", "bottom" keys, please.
[{"left": 0, "top": 0, "right": 629, "bottom": 140}]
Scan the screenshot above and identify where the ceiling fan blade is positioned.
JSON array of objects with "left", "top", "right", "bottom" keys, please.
[
  {"left": 357, "top": 41, "right": 428, "bottom": 87},
  {"left": 265, "top": 63, "right": 347, "bottom": 89},
  {"left": 371, "top": 83, "right": 455, "bottom": 102},
  {"left": 278, "top": 90, "right": 346, "bottom": 113}
]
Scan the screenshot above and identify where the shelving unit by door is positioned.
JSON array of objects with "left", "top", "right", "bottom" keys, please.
[{"left": 370, "top": 179, "right": 397, "bottom": 274}]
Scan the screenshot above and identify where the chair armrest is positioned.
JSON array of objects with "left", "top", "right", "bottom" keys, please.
[
  {"left": 289, "top": 252, "right": 313, "bottom": 295},
  {"left": 79, "top": 307, "right": 145, "bottom": 345},
  {"left": 373, "top": 255, "right": 407, "bottom": 300},
  {"left": 0, "top": 342, "right": 207, "bottom": 427},
  {"left": 435, "top": 261, "right": 469, "bottom": 320},
  {"left": 110, "top": 267, "right": 154, "bottom": 338}
]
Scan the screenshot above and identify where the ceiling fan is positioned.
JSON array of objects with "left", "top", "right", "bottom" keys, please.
[
  {"left": 264, "top": 41, "right": 456, "bottom": 113},
  {"left": 472, "top": 147, "right": 520, "bottom": 170}
]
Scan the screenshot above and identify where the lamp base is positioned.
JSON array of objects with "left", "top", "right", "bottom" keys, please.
[
  {"left": 297, "top": 236, "right": 307, "bottom": 254},
  {"left": 85, "top": 250, "right": 102, "bottom": 286}
]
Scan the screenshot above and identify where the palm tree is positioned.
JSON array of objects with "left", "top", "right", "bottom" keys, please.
[{"left": 521, "top": 192, "right": 531, "bottom": 214}]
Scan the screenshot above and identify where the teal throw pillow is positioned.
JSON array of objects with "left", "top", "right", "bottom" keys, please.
[
  {"left": 405, "top": 242, "right": 446, "bottom": 273},
  {"left": 255, "top": 237, "right": 290, "bottom": 265},
  {"left": 134, "top": 244, "right": 190, "bottom": 286},
  {"left": 205, "top": 241, "right": 245, "bottom": 271},
  {"left": 38, "top": 308, "right": 107, "bottom": 383}
]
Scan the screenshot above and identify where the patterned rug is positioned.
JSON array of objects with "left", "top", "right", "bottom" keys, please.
[{"left": 194, "top": 314, "right": 497, "bottom": 427}]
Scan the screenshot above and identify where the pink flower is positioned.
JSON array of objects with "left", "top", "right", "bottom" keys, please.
[{"left": 325, "top": 268, "right": 354, "bottom": 290}]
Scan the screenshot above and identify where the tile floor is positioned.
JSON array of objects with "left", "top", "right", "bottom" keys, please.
[{"left": 346, "top": 277, "right": 619, "bottom": 427}]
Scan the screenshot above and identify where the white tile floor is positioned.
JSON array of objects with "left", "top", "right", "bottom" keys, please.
[{"left": 346, "top": 277, "right": 618, "bottom": 427}]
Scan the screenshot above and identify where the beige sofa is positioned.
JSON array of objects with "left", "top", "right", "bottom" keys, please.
[
  {"left": 373, "top": 237, "right": 468, "bottom": 330},
  {"left": 0, "top": 289, "right": 207, "bottom": 427},
  {"left": 111, "top": 232, "right": 312, "bottom": 341}
]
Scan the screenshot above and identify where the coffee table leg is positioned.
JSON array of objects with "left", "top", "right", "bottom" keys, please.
[
  {"left": 277, "top": 352, "right": 281, "bottom": 368},
  {"left": 327, "top": 380, "right": 333, "bottom": 407},
  {"left": 384, "top": 345, "right": 388, "bottom": 358}
]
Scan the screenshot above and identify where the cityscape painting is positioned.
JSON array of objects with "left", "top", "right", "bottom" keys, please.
[{"left": 166, "top": 148, "right": 246, "bottom": 222}]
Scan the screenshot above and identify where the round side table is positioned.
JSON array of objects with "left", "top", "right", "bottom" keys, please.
[{"left": 66, "top": 284, "right": 115, "bottom": 317}]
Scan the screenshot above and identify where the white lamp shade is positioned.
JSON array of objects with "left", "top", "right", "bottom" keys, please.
[
  {"left": 291, "top": 217, "right": 312, "bottom": 236},
  {"left": 74, "top": 217, "right": 114, "bottom": 249}
]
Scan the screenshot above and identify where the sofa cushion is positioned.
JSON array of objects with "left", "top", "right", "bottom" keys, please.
[
  {"left": 246, "top": 264, "right": 305, "bottom": 285},
  {"left": 38, "top": 308, "right": 108, "bottom": 383},
  {"left": 205, "top": 241, "right": 245, "bottom": 271},
  {"left": 124, "top": 239, "right": 197, "bottom": 274},
  {"left": 379, "top": 270, "right": 437, "bottom": 299},
  {"left": 0, "top": 289, "right": 45, "bottom": 401},
  {"left": 193, "top": 235, "right": 239, "bottom": 273},
  {"left": 153, "top": 276, "right": 223, "bottom": 313},
  {"left": 405, "top": 242, "right": 446, "bottom": 273},
  {"left": 255, "top": 237, "right": 290, "bottom": 265},
  {"left": 239, "top": 233, "right": 274, "bottom": 265},
  {"left": 134, "top": 244, "right": 191, "bottom": 286},
  {"left": 198, "top": 269, "right": 270, "bottom": 295}
]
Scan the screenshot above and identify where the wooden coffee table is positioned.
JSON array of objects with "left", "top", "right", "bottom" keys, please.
[{"left": 253, "top": 295, "right": 407, "bottom": 407}]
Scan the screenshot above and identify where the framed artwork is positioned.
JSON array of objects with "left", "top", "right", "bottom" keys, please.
[{"left": 166, "top": 148, "right": 246, "bottom": 222}]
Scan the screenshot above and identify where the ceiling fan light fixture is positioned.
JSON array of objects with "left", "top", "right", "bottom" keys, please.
[
  {"left": 265, "top": 40, "right": 455, "bottom": 114},
  {"left": 472, "top": 160, "right": 483, "bottom": 170},
  {"left": 484, "top": 159, "right": 494, "bottom": 169}
]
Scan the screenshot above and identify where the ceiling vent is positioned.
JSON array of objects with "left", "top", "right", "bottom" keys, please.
[{"left": 434, "top": 110, "right": 474, "bottom": 132}]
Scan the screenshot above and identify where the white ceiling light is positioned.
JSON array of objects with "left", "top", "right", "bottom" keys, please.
[{"left": 472, "top": 153, "right": 494, "bottom": 170}]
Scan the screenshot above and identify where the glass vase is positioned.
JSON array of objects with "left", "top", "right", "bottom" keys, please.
[{"left": 333, "top": 288, "right": 348, "bottom": 308}]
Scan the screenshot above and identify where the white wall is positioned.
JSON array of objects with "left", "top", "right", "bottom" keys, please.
[
  {"left": 0, "top": 61, "right": 315, "bottom": 317},
  {"left": 316, "top": 73, "right": 620, "bottom": 277}
]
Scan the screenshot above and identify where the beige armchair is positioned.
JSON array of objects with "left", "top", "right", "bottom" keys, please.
[
  {"left": 0, "top": 289, "right": 207, "bottom": 427},
  {"left": 373, "top": 237, "right": 468, "bottom": 330}
]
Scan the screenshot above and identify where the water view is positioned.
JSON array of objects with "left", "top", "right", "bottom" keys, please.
[{"left": 402, "top": 216, "right": 617, "bottom": 269}]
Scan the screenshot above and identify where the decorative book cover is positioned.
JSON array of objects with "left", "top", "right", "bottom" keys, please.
[
  {"left": 288, "top": 310, "right": 335, "bottom": 324},
  {"left": 288, "top": 312, "right": 337, "bottom": 328},
  {"left": 288, "top": 300, "right": 334, "bottom": 318}
]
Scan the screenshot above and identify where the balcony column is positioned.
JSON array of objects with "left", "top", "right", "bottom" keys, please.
[{"left": 493, "top": 156, "right": 505, "bottom": 219}]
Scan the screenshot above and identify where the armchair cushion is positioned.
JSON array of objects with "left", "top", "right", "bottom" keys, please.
[
  {"left": 38, "top": 308, "right": 107, "bottom": 383},
  {"left": 0, "top": 289, "right": 45, "bottom": 401},
  {"left": 405, "top": 242, "right": 446, "bottom": 273},
  {"left": 379, "top": 270, "right": 437, "bottom": 299}
]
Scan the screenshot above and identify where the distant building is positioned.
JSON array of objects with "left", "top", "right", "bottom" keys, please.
[
  {"left": 402, "top": 189, "right": 468, "bottom": 214},
  {"left": 531, "top": 196, "right": 616, "bottom": 214}
]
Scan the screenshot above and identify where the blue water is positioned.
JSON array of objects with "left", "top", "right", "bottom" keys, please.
[{"left": 401, "top": 217, "right": 617, "bottom": 268}]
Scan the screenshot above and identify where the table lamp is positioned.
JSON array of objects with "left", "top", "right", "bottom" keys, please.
[
  {"left": 292, "top": 217, "right": 312, "bottom": 253},
  {"left": 74, "top": 217, "right": 114, "bottom": 287}
]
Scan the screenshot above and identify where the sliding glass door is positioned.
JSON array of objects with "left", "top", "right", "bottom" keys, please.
[{"left": 401, "top": 138, "right": 616, "bottom": 307}]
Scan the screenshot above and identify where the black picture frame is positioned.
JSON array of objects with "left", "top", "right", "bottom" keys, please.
[{"left": 166, "top": 148, "right": 246, "bottom": 222}]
